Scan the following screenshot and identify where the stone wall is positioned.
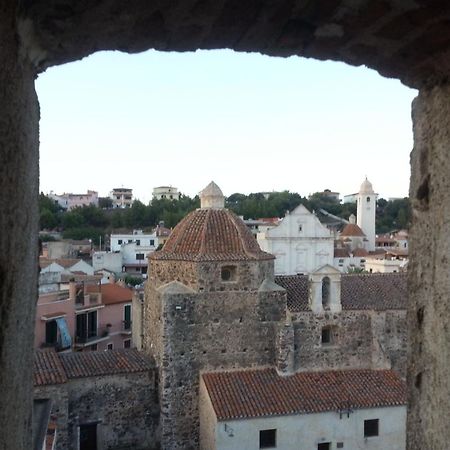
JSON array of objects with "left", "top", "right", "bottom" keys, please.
[
  {"left": 408, "top": 84, "right": 450, "bottom": 449},
  {"left": 144, "top": 280, "right": 287, "bottom": 449},
  {"left": 67, "top": 373, "right": 159, "bottom": 450},
  {"left": 149, "top": 259, "right": 273, "bottom": 292},
  {"left": 34, "top": 372, "right": 159, "bottom": 450},
  {"left": 0, "top": 4, "right": 40, "bottom": 449},
  {"left": 290, "top": 310, "right": 407, "bottom": 376},
  {"left": 34, "top": 384, "right": 70, "bottom": 450}
]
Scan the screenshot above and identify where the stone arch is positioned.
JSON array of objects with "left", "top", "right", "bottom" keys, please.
[{"left": 1, "top": 2, "right": 450, "bottom": 449}]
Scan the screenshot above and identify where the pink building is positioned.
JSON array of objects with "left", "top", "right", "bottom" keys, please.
[{"left": 35, "top": 281, "right": 133, "bottom": 352}]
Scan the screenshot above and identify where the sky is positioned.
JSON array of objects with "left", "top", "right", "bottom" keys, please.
[{"left": 36, "top": 49, "right": 417, "bottom": 203}]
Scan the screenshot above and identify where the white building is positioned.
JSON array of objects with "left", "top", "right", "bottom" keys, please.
[
  {"left": 257, "top": 204, "right": 334, "bottom": 275},
  {"left": 200, "top": 368, "right": 406, "bottom": 450},
  {"left": 356, "top": 178, "right": 377, "bottom": 251},
  {"left": 153, "top": 186, "right": 180, "bottom": 201},
  {"left": 110, "top": 230, "right": 158, "bottom": 252},
  {"left": 94, "top": 230, "right": 159, "bottom": 278},
  {"left": 110, "top": 187, "right": 133, "bottom": 208}
]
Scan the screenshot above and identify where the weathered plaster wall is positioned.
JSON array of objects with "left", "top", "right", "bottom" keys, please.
[
  {"left": 0, "top": 3, "right": 39, "bottom": 450},
  {"left": 205, "top": 406, "right": 406, "bottom": 450},
  {"left": 408, "top": 85, "right": 450, "bottom": 449}
]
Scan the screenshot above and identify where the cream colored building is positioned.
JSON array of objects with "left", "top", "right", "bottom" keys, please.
[
  {"left": 200, "top": 368, "right": 406, "bottom": 450},
  {"left": 152, "top": 185, "right": 180, "bottom": 200},
  {"left": 257, "top": 204, "right": 334, "bottom": 275}
]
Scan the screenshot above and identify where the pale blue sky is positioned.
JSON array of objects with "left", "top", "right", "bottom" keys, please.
[{"left": 36, "top": 50, "right": 417, "bottom": 203}]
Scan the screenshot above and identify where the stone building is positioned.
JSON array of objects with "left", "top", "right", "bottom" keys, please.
[
  {"left": 141, "top": 182, "right": 408, "bottom": 450},
  {"left": 33, "top": 349, "right": 158, "bottom": 450}
]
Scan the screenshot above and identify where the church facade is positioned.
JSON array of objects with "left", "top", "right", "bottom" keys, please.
[{"left": 257, "top": 203, "right": 335, "bottom": 275}]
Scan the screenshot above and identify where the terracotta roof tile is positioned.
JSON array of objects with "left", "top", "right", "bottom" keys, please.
[
  {"left": 275, "top": 273, "right": 407, "bottom": 312},
  {"left": 58, "top": 349, "right": 152, "bottom": 379},
  {"left": 151, "top": 208, "right": 274, "bottom": 262},
  {"left": 34, "top": 349, "right": 153, "bottom": 385},
  {"left": 334, "top": 248, "right": 350, "bottom": 258},
  {"left": 34, "top": 350, "right": 67, "bottom": 386},
  {"left": 352, "top": 248, "right": 369, "bottom": 257},
  {"left": 86, "top": 283, "right": 133, "bottom": 305},
  {"left": 340, "top": 224, "right": 365, "bottom": 237},
  {"left": 203, "top": 368, "right": 406, "bottom": 420}
]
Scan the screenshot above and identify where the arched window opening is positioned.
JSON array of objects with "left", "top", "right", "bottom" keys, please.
[
  {"left": 221, "top": 265, "right": 237, "bottom": 282},
  {"left": 322, "top": 276, "right": 331, "bottom": 309}
]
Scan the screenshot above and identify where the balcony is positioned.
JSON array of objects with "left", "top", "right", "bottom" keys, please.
[
  {"left": 74, "top": 328, "right": 110, "bottom": 347},
  {"left": 75, "top": 292, "right": 102, "bottom": 309},
  {"left": 121, "top": 320, "right": 132, "bottom": 335}
]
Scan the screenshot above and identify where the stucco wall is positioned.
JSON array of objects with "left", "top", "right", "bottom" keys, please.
[{"left": 205, "top": 406, "right": 406, "bottom": 450}]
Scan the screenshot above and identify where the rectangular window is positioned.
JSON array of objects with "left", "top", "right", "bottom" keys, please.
[
  {"left": 124, "top": 339, "right": 131, "bottom": 349},
  {"left": 128, "top": 239, "right": 132, "bottom": 243},
  {"left": 124, "top": 304, "right": 131, "bottom": 330},
  {"left": 364, "top": 419, "right": 379, "bottom": 437},
  {"left": 79, "top": 423, "right": 98, "bottom": 450},
  {"left": 107, "top": 343, "right": 113, "bottom": 350},
  {"left": 150, "top": 239, "right": 155, "bottom": 246},
  {"left": 118, "top": 239, "right": 122, "bottom": 244},
  {"left": 76, "top": 311, "right": 97, "bottom": 343},
  {"left": 135, "top": 239, "right": 140, "bottom": 246},
  {"left": 337, "top": 443, "right": 344, "bottom": 449},
  {"left": 136, "top": 253, "right": 145, "bottom": 260},
  {"left": 321, "top": 327, "right": 332, "bottom": 345},
  {"left": 318, "top": 444, "right": 331, "bottom": 450},
  {"left": 259, "top": 429, "right": 276, "bottom": 448},
  {"left": 45, "top": 320, "right": 58, "bottom": 345}
]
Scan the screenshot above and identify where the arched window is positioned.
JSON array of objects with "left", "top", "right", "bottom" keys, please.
[
  {"left": 221, "top": 265, "right": 236, "bottom": 282},
  {"left": 322, "top": 276, "right": 331, "bottom": 309},
  {"left": 366, "top": 196, "right": 370, "bottom": 202}
]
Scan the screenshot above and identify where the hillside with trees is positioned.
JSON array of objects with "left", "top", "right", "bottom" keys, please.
[{"left": 39, "top": 191, "right": 410, "bottom": 244}]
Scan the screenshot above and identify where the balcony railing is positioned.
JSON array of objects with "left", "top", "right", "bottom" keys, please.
[{"left": 122, "top": 320, "right": 132, "bottom": 333}]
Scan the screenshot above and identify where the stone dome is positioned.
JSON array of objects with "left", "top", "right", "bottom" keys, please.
[
  {"left": 150, "top": 208, "right": 274, "bottom": 262},
  {"left": 359, "top": 177, "right": 374, "bottom": 194}
]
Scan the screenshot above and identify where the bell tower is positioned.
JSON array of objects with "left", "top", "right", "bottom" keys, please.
[{"left": 356, "top": 177, "right": 377, "bottom": 251}]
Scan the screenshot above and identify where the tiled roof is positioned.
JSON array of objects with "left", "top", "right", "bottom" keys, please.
[
  {"left": 58, "top": 349, "right": 152, "bottom": 379},
  {"left": 150, "top": 208, "right": 274, "bottom": 262},
  {"left": 275, "top": 273, "right": 407, "bottom": 312},
  {"left": 352, "top": 248, "right": 369, "bottom": 257},
  {"left": 202, "top": 368, "right": 406, "bottom": 420},
  {"left": 99, "top": 283, "right": 132, "bottom": 305},
  {"left": 340, "top": 224, "right": 365, "bottom": 237},
  {"left": 34, "top": 349, "right": 152, "bottom": 385},
  {"left": 334, "top": 248, "right": 350, "bottom": 258},
  {"left": 34, "top": 350, "right": 67, "bottom": 386}
]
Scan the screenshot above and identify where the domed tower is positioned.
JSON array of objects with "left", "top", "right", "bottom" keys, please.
[
  {"left": 356, "top": 177, "right": 377, "bottom": 251},
  {"left": 144, "top": 182, "right": 287, "bottom": 449}
]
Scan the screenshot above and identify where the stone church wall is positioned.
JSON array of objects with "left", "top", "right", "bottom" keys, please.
[
  {"left": 290, "top": 310, "right": 407, "bottom": 376},
  {"left": 149, "top": 259, "right": 274, "bottom": 292},
  {"left": 144, "top": 284, "right": 286, "bottom": 449}
]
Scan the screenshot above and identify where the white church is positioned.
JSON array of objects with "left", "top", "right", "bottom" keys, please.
[{"left": 257, "top": 178, "right": 377, "bottom": 275}]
